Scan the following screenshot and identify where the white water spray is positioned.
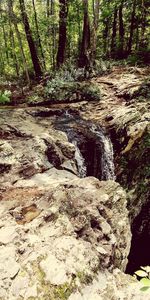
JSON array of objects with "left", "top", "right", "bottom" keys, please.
[
  {"left": 73, "top": 140, "right": 87, "bottom": 178},
  {"left": 91, "top": 124, "right": 115, "bottom": 180}
]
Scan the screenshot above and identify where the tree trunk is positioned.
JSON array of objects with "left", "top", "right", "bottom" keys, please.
[
  {"left": 103, "top": 19, "right": 109, "bottom": 55},
  {"left": 32, "top": 0, "right": 46, "bottom": 70},
  {"left": 118, "top": 1, "right": 124, "bottom": 58},
  {"left": 111, "top": 7, "right": 118, "bottom": 58},
  {"left": 19, "top": 0, "right": 43, "bottom": 78},
  {"left": 0, "top": 9, "right": 9, "bottom": 64},
  {"left": 77, "top": 5, "right": 81, "bottom": 48},
  {"left": 78, "top": 0, "right": 91, "bottom": 68},
  {"left": 51, "top": 0, "right": 56, "bottom": 69},
  {"left": 47, "top": 0, "right": 50, "bottom": 17},
  {"left": 128, "top": 0, "right": 136, "bottom": 54},
  {"left": 7, "top": 0, "right": 30, "bottom": 84},
  {"left": 91, "top": 0, "right": 100, "bottom": 64},
  {"left": 139, "top": 5, "right": 147, "bottom": 49},
  {"left": 56, "top": 0, "right": 68, "bottom": 68},
  {"left": 0, "top": 46, "right": 5, "bottom": 75},
  {"left": 9, "top": 19, "right": 20, "bottom": 77}
]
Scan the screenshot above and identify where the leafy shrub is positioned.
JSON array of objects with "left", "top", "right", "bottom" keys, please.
[
  {"left": 44, "top": 64, "right": 101, "bottom": 103},
  {"left": 81, "top": 83, "right": 101, "bottom": 101},
  {"left": 45, "top": 76, "right": 65, "bottom": 101},
  {"left": 49, "top": 65, "right": 86, "bottom": 82},
  {"left": 28, "top": 63, "right": 102, "bottom": 105},
  {"left": 127, "top": 49, "right": 150, "bottom": 66},
  {"left": 92, "top": 59, "right": 112, "bottom": 76},
  {"left": 0, "top": 90, "right": 11, "bottom": 104},
  {"left": 134, "top": 266, "right": 150, "bottom": 291},
  {"left": 45, "top": 77, "right": 101, "bottom": 103}
]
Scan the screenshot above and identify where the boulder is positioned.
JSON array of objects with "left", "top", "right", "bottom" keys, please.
[
  {"left": 0, "top": 109, "right": 77, "bottom": 187},
  {"left": 0, "top": 177, "right": 132, "bottom": 299}
]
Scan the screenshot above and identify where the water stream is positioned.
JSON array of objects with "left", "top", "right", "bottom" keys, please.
[
  {"left": 72, "top": 140, "right": 87, "bottom": 178},
  {"left": 54, "top": 110, "right": 115, "bottom": 181},
  {"left": 90, "top": 124, "right": 115, "bottom": 180}
]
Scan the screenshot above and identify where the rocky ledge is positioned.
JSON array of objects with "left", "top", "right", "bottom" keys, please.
[{"left": 0, "top": 104, "right": 149, "bottom": 299}]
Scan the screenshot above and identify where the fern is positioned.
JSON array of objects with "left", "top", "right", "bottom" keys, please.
[{"left": 0, "top": 90, "right": 11, "bottom": 104}]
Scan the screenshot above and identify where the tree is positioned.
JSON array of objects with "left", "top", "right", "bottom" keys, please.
[
  {"left": 47, "top": 0, "right": 56, "bottom": 69},
  {"left": 0, "top": 0, "right": 149, "bottom": 80},
  {"left": 56, "top": 0, "right": 69, "bottom": 68},
  {"left": 91, "top": 0, "right": 100, "bottom": 64},
  {"left": 78, "top": 0, "right": 91, "bottom": 68},
  {"left": 111, "top": 7, "right": 118, "bottom": 58},
  {"left": 118, "top": 1, "right": 124, "bottom": 58},
  {"left": 19, "top": 0, "right": 43, "bottom": 78},
  {"left": 8, "top": 17, "right": 19, "bottom": 76},
  {"left": 128, "top": 0, "right": 137, "bottom": 54},
  {"left": 7, "top": 0, "right": 30, "bottom": 83},
  {"left": 32, "top": 0, "right": 46, "bottom": 70}
]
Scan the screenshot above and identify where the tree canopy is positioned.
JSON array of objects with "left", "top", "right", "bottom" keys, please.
[{"left": 0, "top": 0, "right": 150, "bottom": 80}]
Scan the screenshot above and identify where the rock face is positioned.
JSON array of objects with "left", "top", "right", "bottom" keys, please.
[
  {"left": 80, "top": 67, "right": 150, "bottom": 273},
  {"left": 82, "top": 68, "right": 150, "bottom": 223},
  {"left": 0, "top": 109, "right": 77, "bottom": 188},
  {"left": 0, "top": 65, "right": 149, "bottom": 300},
  {"left": 0, "top": 176, "right": 131, "bottom": 299}
]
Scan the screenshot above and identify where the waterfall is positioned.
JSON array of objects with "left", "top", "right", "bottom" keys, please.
[
  {"left": 72, "top": 140, "right": 87, "bottom": 178},
  {"left": 90, "top": 124, "right": 115, "bottom": 181},
  {"left": 54, "top": 112, "right": 115, "bottom": 181}
]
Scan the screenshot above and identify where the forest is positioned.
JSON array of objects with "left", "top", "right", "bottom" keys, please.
[{"left": 0, "top": 0, "right": 150, "bottom": 82}]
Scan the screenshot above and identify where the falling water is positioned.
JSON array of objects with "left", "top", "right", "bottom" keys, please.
[
  {"left": 90, "top": 124, "right": 115, "bottom": 180},
  {"left": 54, "top": 111, "right": 115, "bottom": 181},
  {"left": 72, "top": 140, "right": 87, "bottom": 178}
]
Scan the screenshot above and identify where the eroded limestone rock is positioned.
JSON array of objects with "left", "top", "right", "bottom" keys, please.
[
  {"left": 0, "top": 177, "right": 131, "bottom": 299},
  {"left": 0, "top": 109, "right": 77, "bottom": 187}
]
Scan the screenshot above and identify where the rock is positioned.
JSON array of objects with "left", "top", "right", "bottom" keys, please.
[
  {"left": 15, "top": 168, "right": 78, "bottom": 187},
  {"left": 14, "top": 204, "right": 42, "bottom": 224},
  {"left": 0, "top": 109, "right": 77, "bottom": 187},
  {"left": 56, "top": 140, "right": 75, "bottom": 159},
  {"left": 68, "top": 269, "right": 150, "bottom": 300},
  {"left": 121, "top": 121, "right": 148, "bottom": 154},
  {"left": 0, "top": 162, "right": 11, "bottom": 174},
  {"left": 0, "top": 246, "right": 20, "bottom": 280},
  {"left": 0, "top": 140, "right": 15, "bottom": 174},
  {"left": 0, "top": 226, "right": 18, "bottom": 245},
  {"left": 11, "top": 275, "right": 29, "bottom": 298},
  {"left": 0, "top": 175, "right": 131, "bottom": 299},
  {"left": 61, "top": 160, "right": 78, "bottom": 175},
  {"left": 40, "top": 254, "right": 68, "bottom": 285},
  {"left": 24, "top": 284, "right": 38, "bottom": 299},
  {"left": 0, "top": 140, "right": 14, "bottom": 156},
  {"left": 0, "top": 69, "right": 149, "bottom": 299}
]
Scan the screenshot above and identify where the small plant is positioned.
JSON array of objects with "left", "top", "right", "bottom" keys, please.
[
  {"left": 134, "top": 266, "right": 150, "bottom": 291},
  {"left": 0, "top": 90, "right": 11, "bottom": 104},
  {"left": 45, "top": 74, "right": 101, "bottom": 103}
]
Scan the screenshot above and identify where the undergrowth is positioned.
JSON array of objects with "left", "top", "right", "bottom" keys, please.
[{"left": 0, "top": 90, "right": 11, "bottom": 104}]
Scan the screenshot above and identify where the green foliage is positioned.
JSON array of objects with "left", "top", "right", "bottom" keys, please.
[
  {"left": 0, "top": 0, "right": 149, "bottom": 79},
  {"left": 127, "top": 49, "right": 150, "bottom": 66},
  {"left": 44, "top": 68, "right": 101, "bottom": 103},
  {"left": 81, "top": 83, "right": 101, "bottom": 101},
  {"left": 0, "top": 90, "right": 11, "bottom": 104},
  {"left": 134, "top": 266, "right": 150, "bottom": 292}
]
